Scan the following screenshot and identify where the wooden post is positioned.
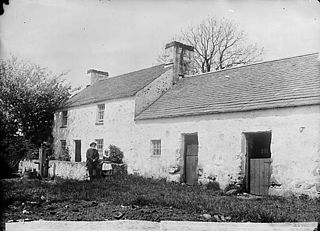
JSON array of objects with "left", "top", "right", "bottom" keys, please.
[
  {"left": 39, "top": 146, "right": 43, "bottom": 177},
  {"left": 39, "top": 145, "right": 46, "bottom": 178}
]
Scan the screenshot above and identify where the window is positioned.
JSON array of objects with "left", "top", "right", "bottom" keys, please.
[
  {"left": 151, "top": 140, "right": 161, "bottom": 156},
  {"left": 61, "top": 111, "right": 68, "bottom": 127},
  {"left": 60, "top": 140, "right": 67, "bottom": 150},
  {"left": 96, "top": 104, "right": 105, "bottom": 124},
  {"left": 95, "top": 139, "right": 104, "bottom": 157}
]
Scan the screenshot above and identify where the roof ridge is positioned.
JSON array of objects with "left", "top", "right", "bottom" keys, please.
[
  {"left": 62, "top": 64, "right": 168, "bottom": 109},
  {"left": 185, "top": 52, "right": 319, "bottom": 80},
  {"left": 136, "top": 52, "right": 320, "bottom": 120},
  {"left": 97, "top": 64, "right": 166, "bottom": 83}
]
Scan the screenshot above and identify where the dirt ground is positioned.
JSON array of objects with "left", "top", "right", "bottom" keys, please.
[
  {"left": 3, "top": 199, "right": 204, "bottom": 223},
  {"left": 1, "top": 178, "right": 211, "bottom": 223}
]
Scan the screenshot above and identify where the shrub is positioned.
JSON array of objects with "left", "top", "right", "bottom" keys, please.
[
  {"left": 224, "top": 182, "right": 243, "bottom": 195},
  {"left": 108, "top": 145, "right": 124, "bottom": 164},
  {"left": 206, "top": 180, "right": 220, "bottom": 191},
  {"left": 0, "top": 137, "right": 38, "bottom": 177},
  {"left": 57, "top": 148, "right": 70, "bottom": 161}
]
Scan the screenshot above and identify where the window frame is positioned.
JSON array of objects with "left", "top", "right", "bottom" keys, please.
[
  {"left": 151, "top": 139, "right": 161, "bottom": 156},
  {"left": 61, "top": 111, "right": 68, "bottom": 127},
  {"left": 95, "top": 139, "right": 104, "bottom": 158},
  {"left": 96, "top": 104, "right": 105, "bottom": 124}
]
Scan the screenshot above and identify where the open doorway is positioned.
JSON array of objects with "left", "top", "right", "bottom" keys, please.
[
  {"left": 182, "top": 133, "right": 199, "bottom": 186},
  {"left": 244, "top": 132, "right": 272, "bottom": 195}
]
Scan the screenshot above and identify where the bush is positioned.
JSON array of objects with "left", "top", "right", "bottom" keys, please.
[
  {"left": 108, "top": 145, "right": 124, "bottom": 164},
  {"left": 206, "top": 180, "right": 220, "bottom": 191},
  {"left": 224, "top": 182, "right": 242, "bottom": 194},
  {"left": 57, "top": 148, "right": 70, "bottom": 161},
  {"left": 0, "top": 137, "right": 38, "bottom": 177}
]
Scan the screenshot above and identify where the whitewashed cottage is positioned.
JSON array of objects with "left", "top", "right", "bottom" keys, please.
[{"left": 53, "top": 41, "right": 320, "bottom": 197}]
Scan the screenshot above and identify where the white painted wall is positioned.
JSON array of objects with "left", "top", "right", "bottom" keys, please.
[
  {"left": 135, "top": 67, "right": 173, "bottom": 115},
  {"left": 52, "top": 92, "right": 320, "bottom": 196},
  {"left": 134, "top": 105, "right": 320, "bottom": 196},
  {"left": 52, "top": 97, "right": 136, "bottom": 165},
  {"left": 48, "top": 160, "right": 87, "bottom": 180}
]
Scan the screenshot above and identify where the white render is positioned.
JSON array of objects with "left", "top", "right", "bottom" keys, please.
[
  {"left": 52, "top": 67, "right": 174, "bottom": 170},
  {"left": 52, "top": 88, "right": 320, "bottom": 197},
  {"left": 53, "top": 97, "right": 320, "bottom": 196},
  {"left": 135, "top": 67, "right": 173, "bottom": 115},
  {"left": 134, "top": 105, "right": 320, "bottom": 197},
  {"left": 53, "top": 97, "right": 136, "bottom": 163}
]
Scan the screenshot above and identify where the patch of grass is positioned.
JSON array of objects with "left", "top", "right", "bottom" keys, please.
[{"left": 1, "top": 175, "right": 319, "bottom": 222}]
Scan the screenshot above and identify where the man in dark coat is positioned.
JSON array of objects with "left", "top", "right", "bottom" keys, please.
[{"left": 86, "top": 142, "right": 100, "bottom": 180}]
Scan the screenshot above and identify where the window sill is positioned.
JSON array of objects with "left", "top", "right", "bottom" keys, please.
[
  {"left": 151, "top": 155, "right": 161, "bottom": 158},
  {"left": 95, "top": 122, "right": 104, "bottom": 125},
  {"left": 60, "top": 126, "right": 67, "bottom": 128}
]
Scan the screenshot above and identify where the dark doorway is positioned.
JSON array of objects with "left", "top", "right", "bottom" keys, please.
[
  {"left": 245, "top": 132, "right": 271, "bottom": 195},
  {"left": 183, "top": 133, "right": 199, "bottom": 186},
  {"left": 75, "top": 140, "right": 81, "bottom": 162}
]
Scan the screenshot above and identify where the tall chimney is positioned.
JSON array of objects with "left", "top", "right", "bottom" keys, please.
[
  {"left": 165, "top": 41, "right": 194, "bottom": 84},
  {"left": 87, "top": 69, "right": 109, "bottom": 85}
]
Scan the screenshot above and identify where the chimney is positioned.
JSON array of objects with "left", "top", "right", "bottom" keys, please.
[
  {"left": 87, "top": 69, "right": 109, "bottom": 85},
  {"left": 165, "top": 41, "right": 194, "bottom": 84}
]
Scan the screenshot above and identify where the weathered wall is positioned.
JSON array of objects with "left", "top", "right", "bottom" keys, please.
[
  {"left": 134, "top": 105, "right": 320, "bottom": 197},
  {"left": 48, "top": 160, "right": 87, "bottom": 180},
  {"left": 18, "top": 160, "right": 39, "bottom": 174},
  {"left": 135, "top": 67, "right": 173, "bottom": 116},
  {"left": 19, "top": 160, "right": 128, "bottom": 180},
  {"left": 52, "top": 97, "right": 136, "bottom": 165}
]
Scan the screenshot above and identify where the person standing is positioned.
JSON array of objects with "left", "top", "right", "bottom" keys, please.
[{"left": 86, "top": 142, "right": 100, "bottom": 180}]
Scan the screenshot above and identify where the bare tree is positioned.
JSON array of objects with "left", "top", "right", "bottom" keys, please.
[{"left": 159, "top": 17, "right": 264, "bottom": 73}]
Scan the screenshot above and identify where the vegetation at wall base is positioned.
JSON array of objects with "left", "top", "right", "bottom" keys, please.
[{"left": 1, "top": 175, "right": 319, "bottom": 223}]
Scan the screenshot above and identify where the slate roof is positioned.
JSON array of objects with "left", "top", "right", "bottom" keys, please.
[
  {"left": 64, "top": 64, "right": 168, "bottom": 108},
  {"left": 136, "top": 53, "right": 320, "bottom": 120}
]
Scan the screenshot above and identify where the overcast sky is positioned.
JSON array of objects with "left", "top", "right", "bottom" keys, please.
[{"left": 1, "top": 0, "right": 320, "bottom": 87}]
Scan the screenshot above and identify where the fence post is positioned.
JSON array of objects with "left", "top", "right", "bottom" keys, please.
[{"left": 39, "top": 145, "right": 47, "bottom": 178}]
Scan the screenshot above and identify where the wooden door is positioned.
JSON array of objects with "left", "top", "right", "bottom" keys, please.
[
  {"left": 75, "top": 140, "right": 81, "bottom": 162},
  {"left": 185, "top": 144, "right": 198, "bottom": 185},
  {"left": 250, "top": 158, "right": 271, "bottom": 195}
]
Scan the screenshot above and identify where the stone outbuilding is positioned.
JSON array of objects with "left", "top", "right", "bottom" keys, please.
[{"left": 53, "top": 42, "right": 320, "bottom": 197}]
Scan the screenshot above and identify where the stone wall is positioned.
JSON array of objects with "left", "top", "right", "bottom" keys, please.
[
  {"left": 19, "top": 160, "right": 87, "bottom": 180},
  {"left": 135, "top": 67, "right": 173, "bottom": 115},
  {"left": 48, "top": 160, "right": 87, "bottom": 180},
  {"left": 134, "top": 105, "right": 320, "bottom": 197},
  {"left": 18, "top": 159, "right": 39, "bottom": 174}
]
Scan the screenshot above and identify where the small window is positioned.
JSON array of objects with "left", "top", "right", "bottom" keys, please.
[
  {"left": 61, "top": 111, "right": 68, "bottom": 127},
  {"left": 60, "top": 140, "right": 67, "bottom": 150},
  {"left": 97, "top": 104, "right": 105, "bottom": 124},
  {"left": 151, "top": 140, "right": 161, "bottom": 156},
  {"left": 95, "top": 139, "right": 103, "bottom": 157}
]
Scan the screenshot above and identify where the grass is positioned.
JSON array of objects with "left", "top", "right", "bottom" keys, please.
[{"left": 1, "top": 175, "right": 319, "bottom": 222}]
